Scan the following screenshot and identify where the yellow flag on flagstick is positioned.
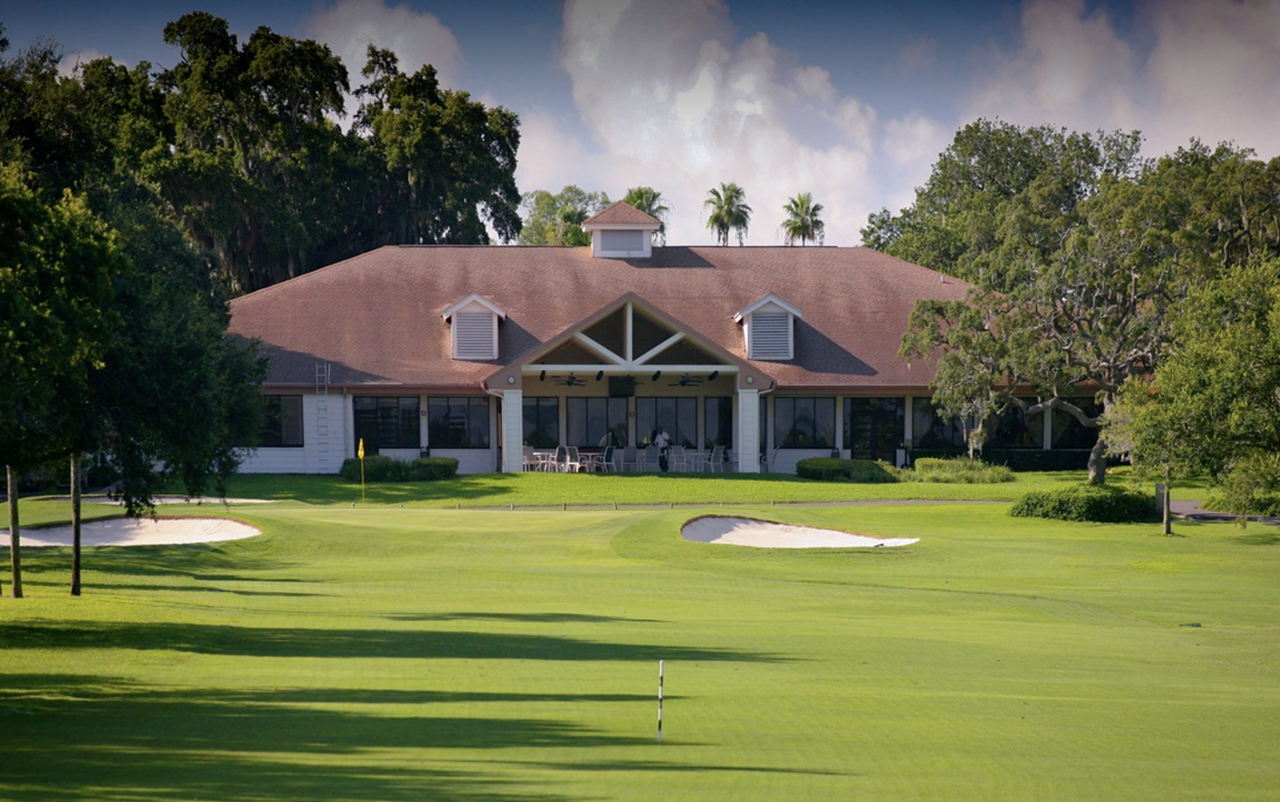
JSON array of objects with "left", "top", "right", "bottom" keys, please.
[{"left": 358, "top": 438, "right": 366, "bottom": 506}]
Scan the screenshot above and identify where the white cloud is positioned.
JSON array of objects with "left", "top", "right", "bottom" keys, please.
[
  {"left": 968, "top": 0, "right": 1280, "bottom": 159},
  {"left": 304, "top": 0, "right": 463, "bottom": 113},
  {"left": 897, "top": 36, "right": 938, "bottom": 74},
  {"left": 58, "top": 50, "right": 109, "bottom": 76},
  {"left": 515, "top": 0, "right": 938, "bottom": 246}
]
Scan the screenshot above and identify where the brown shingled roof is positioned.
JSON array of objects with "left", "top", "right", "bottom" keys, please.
[
  {"left": 582, "top": 201, "right": 662, "bottom": 228},
  {"left": 227, "top": 245, "right": 972, "bottom": 393}
]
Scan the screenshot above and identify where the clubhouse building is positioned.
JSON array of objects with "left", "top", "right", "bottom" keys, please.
[{"left": 228, "top": 202, "right": 1098, "bottom": 475}]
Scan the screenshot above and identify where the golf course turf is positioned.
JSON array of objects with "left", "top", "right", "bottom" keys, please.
[{"left": 2, "top": 477, "right": 1277, "bottom": 801}]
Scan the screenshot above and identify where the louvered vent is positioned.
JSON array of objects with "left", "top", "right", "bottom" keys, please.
[
  {"left": 749, "top": 312, "right": 792, "bottom": 360},
  {"left": 453, "top": 312, "right": 496, "bottom": 360}
]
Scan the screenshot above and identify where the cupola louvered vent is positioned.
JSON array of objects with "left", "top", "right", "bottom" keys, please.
[
  {"left": 453, "top": 312, "right": 497, "bottom": 360},
  {"left": 748, "top": 312, "right": 792, "bottom": 360}
]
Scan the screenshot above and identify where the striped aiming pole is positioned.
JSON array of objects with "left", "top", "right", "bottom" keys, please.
[{"left": 658, "top": 660, "right": 664, "bottom": 743}]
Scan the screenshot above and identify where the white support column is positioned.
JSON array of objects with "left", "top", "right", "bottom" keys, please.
[
  {"left": 501, "top": 389, "right": 524, "bottom": 473},
  {"left": 737, "top": 389, "right": 760, "bottom": 474}
]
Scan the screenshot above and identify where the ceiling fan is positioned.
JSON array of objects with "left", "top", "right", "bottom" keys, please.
[
  {"left": 553, "top": 374, "right": 586, "bottom": 387},
  {"left": 668, "top": 373, "right": 704, "bottom": 387}
]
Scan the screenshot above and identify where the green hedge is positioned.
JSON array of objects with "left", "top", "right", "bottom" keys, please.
[
  {"left": 340, "top": 456, "right": 459, "bottom": 483},
  {"left": 1202, "top": 491, "right": 1280, "bottom": 518},
  {"left": 795, "top": 457, "right": 897, "bottom": 483},
  {"left": 1010, "top": 484, "right": 1157, "bottom": 523},
  {"left": 907, "top": 457, "right": 1015, "bottom": 484},
  {"left": 910, "top": 448, "right": 1100, "bottom": 472}
]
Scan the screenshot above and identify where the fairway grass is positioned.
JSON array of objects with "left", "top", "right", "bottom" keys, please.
[
  {"left": 2, "top": 498, "right": 1277, "bottom": 801},
  {"left": 162, "top": 465, "right": 1210, "bottom": 507}
]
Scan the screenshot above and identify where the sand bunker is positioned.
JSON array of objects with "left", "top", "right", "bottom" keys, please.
[
  {"left": 16, "top": 517, "right": 261, "bottom": 548},
  {"left": 681, "top": 516, "right": 919, "bottom": 549}
]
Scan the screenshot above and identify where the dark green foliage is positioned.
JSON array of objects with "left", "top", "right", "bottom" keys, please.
[
  {"left": 1010, "top": 485, "right": 1158, "bottom": 523},
  {"left": 340, "top": 456, "right": 458, "bottom": 483},
  {"left": 795, "top": 457, "right": 897, "bottom": 483},
  {"left": 909, "top": 458, "right": 1014, "bottom": 483},
  {"left": 1, "top": 13, "right": 522, "bottom": 296},
  {"left": 910, "top": 448, "right": 1097, "bottom": 472}
]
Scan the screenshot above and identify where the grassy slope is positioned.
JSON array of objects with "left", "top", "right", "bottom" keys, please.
[
  {"left": 2, "top": 492, "right": 1276, "bottom": 801},
  {"left": 161, "top": 466, "right": 1210, "bottom": 507}
]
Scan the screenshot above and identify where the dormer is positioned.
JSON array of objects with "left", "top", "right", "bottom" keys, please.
[
  {"left": 442, "top": 293, "right": 506, "bottom": 360},
  {"left": 582, "top": 201, "right": 662, "bottom": 258},
  {"left": 734, "top": 294, "right": 802, "bottom": 361}
]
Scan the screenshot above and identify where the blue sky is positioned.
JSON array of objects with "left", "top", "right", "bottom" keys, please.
[{"left": 5, "top": 0, "right": 1278, "bottom": 246}]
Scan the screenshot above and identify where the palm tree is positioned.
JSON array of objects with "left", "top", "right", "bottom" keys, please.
[
  {"left": 622, "top": 186, "right": 670, "bottom": 245},
  {"left": 781, "top": 192, "right": 825, "bottom": 246},
  {"left": 704, "top": 183, "right": 752, "bottom": 246}
]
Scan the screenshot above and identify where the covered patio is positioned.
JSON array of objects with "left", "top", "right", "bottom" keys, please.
[{"left": 484, "top": 294, "right": 773, "bottom": 474}]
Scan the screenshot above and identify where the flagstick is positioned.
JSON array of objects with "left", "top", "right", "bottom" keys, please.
[
  {"left": 358, "top": 437, "right": 366, "bottom": 507},
  {"left": 658, "top": 660, "right": 664, "bottom": 743}
]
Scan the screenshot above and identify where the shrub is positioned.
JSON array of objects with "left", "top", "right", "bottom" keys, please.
[
  {"left": 339, "top": 455, "right": 459, "bottom": 483},
  {"left": 909, "top": 448, "right": 1107, "bottom": 472},
  {"left": 795, "top": 457, "right": 897, "bottom": 483},
  {"left": 907, "top": 457, "right": 1014, "bottom": 484},
  {"left": 412, "top": 456, "right": 459, "bottom": 481},
  {"left": 1010, "top": 484, "right": 1158, "bottom": 523}
]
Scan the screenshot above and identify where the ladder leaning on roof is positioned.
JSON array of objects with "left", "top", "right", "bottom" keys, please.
[{"left": 314, "top": 361, "right": 331, "bottom": 473}]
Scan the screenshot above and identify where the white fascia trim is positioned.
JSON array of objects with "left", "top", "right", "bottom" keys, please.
[
  {"left": 733, "top": 293, "right": 803, "bottom": 322},
  {"left": 442, "top": 292, "right": 507, "bottom": 321}
]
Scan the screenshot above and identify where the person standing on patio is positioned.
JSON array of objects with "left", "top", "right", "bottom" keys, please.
[{"left": 654, "top": 427, "right": 671, "bottom": 472}]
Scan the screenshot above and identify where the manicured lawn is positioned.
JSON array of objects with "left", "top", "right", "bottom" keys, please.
[
  {"left": 167, "top": 465, "right": 1209, "bottom": 507},
  {"left": 2, "top": 484, "right": 1274, "bottom": 800}
]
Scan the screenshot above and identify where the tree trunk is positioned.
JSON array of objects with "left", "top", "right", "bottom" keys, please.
[
  {"left": 1162, "top": 467, "right": 1172, "bottom": 536},
  {"left": 7, "top": 464, "right": 22, "bottom": 598},
  {"left": 71, "top": 455, "right": 82, "bottom": 596},
  {"left": 1087, "top": 438, "right": 1108, "bottom": 485}
]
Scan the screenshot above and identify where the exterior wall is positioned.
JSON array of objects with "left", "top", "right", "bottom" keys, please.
[{"left": 240, "top": 393, "right": 351, "bottom": 474}]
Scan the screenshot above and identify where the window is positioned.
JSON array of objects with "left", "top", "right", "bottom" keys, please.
[
  {"left": 775, "top": 397, "right": 834, "bottom": 448},
  {"left": 748, "top": 312, "right": 792, "bottom": 360},
  {"left": 737, "top": 295, "right": 801, "bottom": 361},
  {"left": 704, "top": 397, "right": 733, "bottom": 448},
  {"left": 911, "top": 397, "right": 968, "bottom": 449},
  {"left": 427, "top": 397, "right": 490, "bottom": 448},
  {"left": 635, "top": 397, "right": 697, "bottom": 448},
  {"left": 452, "top": 312, "right": 497, "bottom": 360},
  {"left": 1051, "top": 398, "right": 1102, "bottom": 449},
  {"left": 523, "top": 397, "right": 559, "bottom": 448},
  {"left": 354, "top": 396, "right": 420, "bottom": 453},
  {"left": 844, "top": 398, "right": 903, "bottom": 461},
  {"left": 260, "top": 395, "right": 303, "bottom": 447},
  {"left": 443, "top": 294, "right": 505, "bottom": 361},
  {"left": 987, "top": 398, "right": 1044, "bottom": 449},
  {"left": 566, "top": 397, "right": 628, "bottom": 447}
]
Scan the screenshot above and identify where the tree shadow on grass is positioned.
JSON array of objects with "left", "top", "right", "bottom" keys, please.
[
  {"left": 2, "top": 675, "right": 782, "bottom": 802},
  {"left": 0, "top": 621, "right": 787, "bottom": 663},
  {"left": 390, "top": 612, "right": 661, "bottom": 624},
  {"left": 2, "top": 676, "right": 610, "bottom": 801}
]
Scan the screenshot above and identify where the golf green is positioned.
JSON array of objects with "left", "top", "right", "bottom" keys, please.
[{"left": 2, "top": 501, "right": 1277, "bottom": 801}]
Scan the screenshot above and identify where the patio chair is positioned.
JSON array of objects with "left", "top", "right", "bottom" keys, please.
[
  {"left": 643, "top": 445, "right": 661, "bottom": 471},
  {"left": 621, "top": 447, "right": 640, "bottom": 471},
  {"left": 561, "top": 446, "right": 584, "bottom": 473},
  {"left": 522, "top": 446, "right": 540, "bottom": 472},
  {"left": 669, "top": 445, "right": 688, "bottom": 472},
  {"left": 700, "top": 445, "right": 725, "bottom": 473},
  {"left": 602, "top": 445, "right": 619, "bottom": 472}
]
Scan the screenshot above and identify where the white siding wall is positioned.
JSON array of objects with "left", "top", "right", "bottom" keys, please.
[
  {"left": 736, "top": 389, "right": 760, "bottom": 474},
  {"left": 240, "top": 393, "right": 351, "bottom": 474}
]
